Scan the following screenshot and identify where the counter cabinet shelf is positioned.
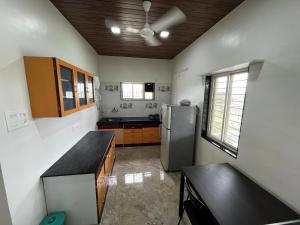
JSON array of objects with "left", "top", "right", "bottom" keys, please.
[
  {"left": 99, "top": 124, "right": 161, "bottom": 146},
  {"left": 41, "top": 131, "right": 115, "bottom": 225},
  {"left": 24, "top": 56, "right": 96, "bottom": 117}
]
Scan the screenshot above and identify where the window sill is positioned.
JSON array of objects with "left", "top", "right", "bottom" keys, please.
[{"left": 201, "top": 135, "right": 238, "bottom": 159}]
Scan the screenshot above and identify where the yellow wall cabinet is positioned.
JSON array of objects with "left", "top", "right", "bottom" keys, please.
[{"left": 24, "top": 56, "right": 96, "bottom": 117}]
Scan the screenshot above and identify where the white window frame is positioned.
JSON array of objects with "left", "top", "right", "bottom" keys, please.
[
  {"left": 120, "top": 82, "right": 155, "bottom": 100},
  {"left": 207, "top": 68, "right": 248, "bottom": 155}
]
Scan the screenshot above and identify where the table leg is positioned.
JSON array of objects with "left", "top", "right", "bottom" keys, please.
[{"left": 179, "top": 173, "right": 184, "bottom": 217}]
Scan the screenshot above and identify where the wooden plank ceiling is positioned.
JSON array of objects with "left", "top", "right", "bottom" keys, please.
[{"left": 50, "top": 0, "right": 245, "bottom": 59}]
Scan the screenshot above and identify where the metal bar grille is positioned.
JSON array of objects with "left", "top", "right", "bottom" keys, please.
[{"left": 208, "top": 71, "right": 248, "bottom": 152}]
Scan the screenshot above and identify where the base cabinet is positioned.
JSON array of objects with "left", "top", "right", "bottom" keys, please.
[
  {"left": 43, "top": 174, "right": 99, "bottom": 225},
  {"left": 42, "top": 136, "right": 115, "bottom": 225},
  {"left": 142, "top": 127, "right": 161, "bottom": 144},
  {"left": 99, "top": 125, "right": 161, "bottom": 146},
  {"left": 124, "top": 128, "right": 143, "bottom": 144}
]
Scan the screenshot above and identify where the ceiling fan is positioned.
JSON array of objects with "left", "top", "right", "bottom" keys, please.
[{"left": 105, "top": 0, "right": 187, "bottom": 46}]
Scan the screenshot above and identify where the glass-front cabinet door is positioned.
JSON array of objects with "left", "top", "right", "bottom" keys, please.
[
  {"left": 54, "top": 59, "right": 95, "bottom": 116},
  {"left": 87, "top": 74, "right": 95, "bottom": 104},
  {"left": 56, "top": 60, "right": 77, "bottom": 116},
  {"left": 76, "top": 71, "right": 87, "bottom": 108}
]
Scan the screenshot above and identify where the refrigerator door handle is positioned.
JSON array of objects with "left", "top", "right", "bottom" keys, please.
[
  {"left": 160, "top": 126, "right": 170, "bottom": 171},
  {"left": 160, "top": 107, "right": 163, "bottom": 122}
]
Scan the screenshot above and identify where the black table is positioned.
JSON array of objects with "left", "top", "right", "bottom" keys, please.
[{"left": 179, "top": 163, "right": 300, "bottom": 225}]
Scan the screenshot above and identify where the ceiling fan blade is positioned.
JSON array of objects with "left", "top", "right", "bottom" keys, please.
[
  {"left": 151, "top": 7, "right": 186, "bottom": 33},
  {"left": 105, "top": 18, "right": 120, "bottom": 29},
  {"left": 126, "top": 27, "right": 140, "bottom": 34},
  {"left": 142, "top": 35, "right": 162, "bottom": 46}
]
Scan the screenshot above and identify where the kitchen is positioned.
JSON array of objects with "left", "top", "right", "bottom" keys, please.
[{"left": 1, "top": 1, "right": 300, "bottom": 225}]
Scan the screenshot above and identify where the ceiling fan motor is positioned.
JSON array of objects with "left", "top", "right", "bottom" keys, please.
[{"left": 143, "top": 0, "right": 152, "bottom": 12}]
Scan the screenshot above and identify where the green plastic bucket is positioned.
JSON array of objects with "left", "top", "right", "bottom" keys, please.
[{"left": 39, "top": 212, "right": 65, "bottom": 225}]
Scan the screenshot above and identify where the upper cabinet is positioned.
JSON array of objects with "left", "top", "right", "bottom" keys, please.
[
  {"left": 56, "top": 59, "right": 78, "bottom": 115},
  {"left": 24, "top": 57, "right": 96, "bottom": 117},
  {"left": 76, "top": 68, "right": 88, "bottom": 110},
  {"left": 86, "top": 73, "right": 95, "bottom": 104}
]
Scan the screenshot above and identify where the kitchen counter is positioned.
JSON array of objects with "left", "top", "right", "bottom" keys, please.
[
  {"left": 41, "top": 131, "right": 114, "bottom": 177},
  {"left": 97, "top": 117, "right": 160, "bottom": 128},
  {"left": 97, "top": 117, "right": 161, "bottom": 146}
]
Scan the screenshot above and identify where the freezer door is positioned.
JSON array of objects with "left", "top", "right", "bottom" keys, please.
[
  {"left": 160, "top": 126, "right": 170, "bottom": 171},
  {"left": 161, "top": 104, "right": 171, "bottom": 129}
]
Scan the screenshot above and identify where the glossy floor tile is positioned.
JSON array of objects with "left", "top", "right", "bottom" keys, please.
[{"left": 100, "top": 146, "right": 190, "bottom": 225}]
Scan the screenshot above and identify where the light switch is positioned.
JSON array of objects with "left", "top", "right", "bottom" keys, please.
[{"left": 5, "top": 110, "right": 29, "bottom": 132}]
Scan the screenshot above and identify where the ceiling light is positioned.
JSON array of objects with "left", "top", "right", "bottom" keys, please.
[
  {"left": 111, "top": 26, "right": 120, "bottom": 34},
  {"left": 160, "top": 31, "right": 169, "bottom": 38}
]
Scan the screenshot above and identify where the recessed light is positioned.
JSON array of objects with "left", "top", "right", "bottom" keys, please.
[
  {"left": 160, "top": 31, "right": 169, "bottom": 38},
  {"left": 111, "top": 26, "right": 121, "bottom": 34}
]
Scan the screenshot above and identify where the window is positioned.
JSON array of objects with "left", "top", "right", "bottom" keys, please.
[
  {"left": 202, "top": 70, "right": 248, "bottom": 157},
  {"left": 121, "top": 82, "right": 155, "bottom": 100}
]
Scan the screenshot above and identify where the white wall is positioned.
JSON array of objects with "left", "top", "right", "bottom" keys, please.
[
  {"left": 172, "top": 0, "right": 300, "bottom": 213},
  {"left": 99, "top": 56, "right": 172, "bottom": 117},
  {"left": 0, "top": 165, "right": 12, "bottom": 225},
  {"left": 0, "top": 0, "right": 99, "bottom": 224}
]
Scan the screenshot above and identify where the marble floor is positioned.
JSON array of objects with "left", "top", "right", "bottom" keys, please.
[{"left": 100, "top": 146, "right": 190, "bottom": 225}]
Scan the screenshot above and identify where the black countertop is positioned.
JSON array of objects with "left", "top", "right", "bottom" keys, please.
[
  {"left": 41, "top": 131, "right": 114, "bottom": 178},
  {"left": 97, "top": 117, "right": 161, "bottom": 126}
]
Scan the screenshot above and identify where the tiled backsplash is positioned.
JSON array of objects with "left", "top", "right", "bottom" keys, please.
[{"left": 100, "top": 82, "right": 171, "bottom": 117}]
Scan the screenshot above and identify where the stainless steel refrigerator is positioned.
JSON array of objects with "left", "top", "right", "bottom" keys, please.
[{"left": 160, "top": 104, "right": 198, "bottom": 171}]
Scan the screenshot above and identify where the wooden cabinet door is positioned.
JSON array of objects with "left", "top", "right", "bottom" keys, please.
[
  {"left": 104, "top": 153, "right": 111, "bottom": 176},
  {"left": 96, "top": 165, "right": 107, "bottom": 215},
  {"left": 55, "top": 59, "right": 78, "bottom": 116},
  {"left": 86, "top": 74, "right": 96, "bottom": 105},
  {"left": 110, "top": 138, "right": 116, "bottom": 160},
  {"left": 105, "top": 138, "right": 116, "bottom": 176},
  {"left": 124, "top": 128, "right": 142, "bottom": 133},
  {"left": 96, "top": 137, "right": 115, "bottom": 218},
  {"left": 142, "top": 127, "right": 161, "bottom": 143},
  {"left": 114, "top": 129, "right": 124, "bottom": 145},
  {"left": 124, "top": 132, "right": 143, "bottom": 144},
  {"left": 76, "top": 68, "right": 88, "bottom": 110},
  {"left": 24, "top": 57, "right": 60, "bottom": 117}
]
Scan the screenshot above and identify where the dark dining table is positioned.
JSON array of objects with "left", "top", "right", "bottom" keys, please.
[{"left": 179, "top": 163, "right": 300, "bottom": 225}]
